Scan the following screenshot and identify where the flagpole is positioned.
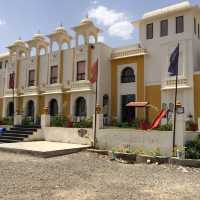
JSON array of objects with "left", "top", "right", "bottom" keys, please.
[
  {"left": 172, "top": 68, "right": 178, "bottom": 155},
  {"left": 12, "top": 72, "right": 15, "bottom": 126},
  {"left": 93, "top": 59, "right": 98, "bottom": 148}
]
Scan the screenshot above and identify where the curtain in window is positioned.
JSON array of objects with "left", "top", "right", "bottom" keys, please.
[
  {"left": 50, "top": 66, "right": 58, "bottom": 84},
  {"left": 77, "top": 61, "right": 86, "bottom": 80}
]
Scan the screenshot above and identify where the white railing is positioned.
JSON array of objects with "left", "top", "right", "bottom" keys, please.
[
  {"left": 70, "top": 80, "right": 93, "bottom": 91},
  {"left": 111, "top": 48, "right": 148, "bottom": 59}
]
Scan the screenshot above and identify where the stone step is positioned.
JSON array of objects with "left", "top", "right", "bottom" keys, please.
[
  {"left": 0, "top": 138, "right": 21, "bottom": 143},
  {"left": 3, "top": 133, "right": 29, "bottom": 138},
  {"left": 0, "top": 135, "right": 24, "bottom": 141},
  {"left": 14, "top": 125, "right": 41, "bottom": 129},
  {"left": 7, "top": 130, "right": 33, "bottom": 135}
]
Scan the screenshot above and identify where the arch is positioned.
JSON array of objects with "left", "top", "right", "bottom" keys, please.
[
  {"left": 78, "top": 35, "right": 85, "bottom": 46},
  {"left": 103, "top": 94, "right": 109, "bottom": 117},
  {"left": 121, "top": 67, "right": 135, "bottom": 83},
  {"left": 7, "top": 102, "right": 14, "bottom": 117},
  {"left": 26, "top": 100, "right": 35, "bottom": 119},
  {"left": 39, "top": 48, "right": 46, "bottom": 56},
  {"left": 61, "top": 42, "right": 69, "bottom": 50},
  {"left": 75, "top": 97, "right": 86, "bottom": 117},
  {"left": 52, "top": 41, "right": 59, "bottom": 52},
  {"left": 89, "top": 35, "right": 95, "bottom": 44},
  {"left": 30, "top": 47, "right": 37, "bottom": 57},
  {"left": 49, "top": 99, "right": 58, "bottom": 116}
]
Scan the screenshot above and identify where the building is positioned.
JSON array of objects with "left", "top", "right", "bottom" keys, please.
[{"left": 0, "top": 1, "right": 200, "bottom": 125}]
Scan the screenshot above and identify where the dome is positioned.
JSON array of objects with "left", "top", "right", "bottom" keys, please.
[
  {"left": 14, "top": 38, "right": 24, "bottom": 46},
  {"left": 80, "top": 16, "right": 93, "bottom": 26},
  {"left": 56, "top": 25, "right": 65, "bottom": 33},
  {"left": 33, "top": 32, "right": 44, "bottom": 40}
]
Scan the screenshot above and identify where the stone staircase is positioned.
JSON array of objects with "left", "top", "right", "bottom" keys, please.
[{"left": 0, "top": 125, "right": 41, "bottom": 143}]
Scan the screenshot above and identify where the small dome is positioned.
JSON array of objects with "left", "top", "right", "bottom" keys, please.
[
  {"left": 56, "top": 25, "right": 65, "bottom": 33},
  {"left": 80, "top": 16, "right": 93, "bottom": 26},
  {"left": 33, "top": 32, "right": 44, "bottom": 40},
  {"left": 14, "top": 38, "right": 24, "bottom": 45}
]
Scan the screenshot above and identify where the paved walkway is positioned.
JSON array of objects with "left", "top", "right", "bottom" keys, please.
[{"left": 0, "top": 141, "right": 90, "bottom": 157}]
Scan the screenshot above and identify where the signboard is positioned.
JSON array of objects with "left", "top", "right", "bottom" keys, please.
[{"left": 177, "top": 107, "right": 184, "bottom": 114}]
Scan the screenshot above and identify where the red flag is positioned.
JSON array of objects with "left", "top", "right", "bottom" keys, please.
[
  {"left": 90, "top": 58, "right": 98, "bottom": 84},
  {"left": 9, "top": 72, "right": 15, "bottom": 89}
]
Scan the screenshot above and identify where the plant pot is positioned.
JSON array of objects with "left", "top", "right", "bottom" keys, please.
[
  {"left": 113, "top": 152, "right": 136, "bottom": 163},
  {"left": 136, "top": 154, "right": 169, "bottom": 164}
]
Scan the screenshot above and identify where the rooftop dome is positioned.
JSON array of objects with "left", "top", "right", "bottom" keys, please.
[
  {"left": 33, "top": 31, "right": 44, "bottom": 40},
  {"left": 56, "top": 25, "right": 65, "bottom": 33},
  {"left": 14, "top": 38, "right": 24, "bottom": 45},
  {"left": 80, "top": 16, "right": 93, "bottom": 26}
]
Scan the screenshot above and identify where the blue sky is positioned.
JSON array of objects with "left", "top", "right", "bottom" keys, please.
[{"left": 0, "top": 0, "right": 199, "bottom": 53}]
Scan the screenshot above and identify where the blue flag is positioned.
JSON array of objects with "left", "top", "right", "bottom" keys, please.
[{"left": 168, "top": 44, "right": 179, "bottom": 76}]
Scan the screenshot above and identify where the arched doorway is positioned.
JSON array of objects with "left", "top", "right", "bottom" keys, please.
[
  {"left": 49, "top": 99, "right": 58, "bottom": 116},
  {"left": 75, "top": 97, "right": 86, "bottom": 117},
  {"left": 7, "top": 102, "right": 14, "bottom": 117},
  {"left": 26, "top": 100, "right": 35, "bottom": 119}
]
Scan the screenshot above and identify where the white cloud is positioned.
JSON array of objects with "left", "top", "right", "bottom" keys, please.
[
  {"left": 108, "top": 21, "right": 134, "bottom": 40},
  {"left": 88, "top": 6, "right": 126, "bottom": 26},
  {"left": 88, "top": 6, "right": 133, "bottom": 40},
  {"left": 0, "top": 19, "right": 6, "bottom": 26}
]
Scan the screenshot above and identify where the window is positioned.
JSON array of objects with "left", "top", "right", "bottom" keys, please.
[
  {"left": 75, "top": 97, "right": 86, "bottom": 117},
  {"left": 194, "top": 17, "right": 197, "bottom": 35},
  {"left": 198, "top": 24, "right": 200, "bottom": 39},
  {"left": 5, "top": 60, "right": 8, "bottom": 68},
  {"left": 9, "top": 73, "right": 15, "bottom": 89},
  {"left": 0, "top": 61, "right": 2, "bottom": 69},
  {"left": 146, "top": 23, "right": 153, "bottom": 39},
  {"left": 50, "top": 65, "right": 58, "bottom": 84},
  {"left": 160, "top": 20, "right": 168, "bottom": 37},
  {"left": 28, "top": 69, "right": 35, "bottom": 86},
  {"left": 77, "top": 61, "right": 86, "bottom": 80},
  {"left": 121, "top": 67, "right": 135, "bottom": 83},
  {"left": 176, "top": 16, "right": 184, "bottom": 34}
]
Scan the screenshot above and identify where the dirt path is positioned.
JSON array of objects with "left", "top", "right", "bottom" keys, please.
[{"left": 0, "top": 151, "right": 199, "bottom": 200}]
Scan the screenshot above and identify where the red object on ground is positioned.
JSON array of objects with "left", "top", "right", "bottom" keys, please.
[{"left": 150, "top": 110, "right": 167, "bottom": 130}]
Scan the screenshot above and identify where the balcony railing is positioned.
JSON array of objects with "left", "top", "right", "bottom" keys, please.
[
  {"left": 111, "top": 48, "right": 148, "bottom": 60},
  {"left": 70, "top": 80, "right": 93, "bottom": 92}
]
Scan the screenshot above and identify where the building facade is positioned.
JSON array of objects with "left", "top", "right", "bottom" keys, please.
[{"left": 0, "top": 1, "right": 200, "bottom": 124}]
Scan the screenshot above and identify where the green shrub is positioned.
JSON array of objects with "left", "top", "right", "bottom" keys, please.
[
  {"left": 22, "top": 117, "right": 34, "bottom": 126},
  {"left": 185, "top": 135, "right": 200, "bottom": 159},
  {"left": 2, "top": 117, "right": 13, "bottom": 125},
  {"left": 155, "top": 123, "right": 172, "bottom": 131},
  {"left": 73, "top": 118, "right": 93, "bottom": 128},
  {"left": 117, "top": 119, "right": 141, "bottom": 129},
  {"left": 185, "top": 120, "right": 198, "bottom": 131},
  {"left": 50, "top": 116, "right": 68, "bottom": 127}
]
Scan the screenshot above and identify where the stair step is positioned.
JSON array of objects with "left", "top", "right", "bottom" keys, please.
[
  {"left": 0, "top": 135, "right": 24, "bottom": 141},
  {"left": 3, "top": 133, "right": 29, "bottom": 138},
  {"left": 0, "top": 138, "right": 21, "bottom": 143},
  {"left": 14, "top": 125, "right": 41, "bottom": 129},
  {"left": 7, "top": 130, "right": 33, "bottom": 134}
]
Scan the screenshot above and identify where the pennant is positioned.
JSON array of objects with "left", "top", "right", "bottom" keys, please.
[
  {"left": 168, "top": 44, "right": 179, "bottom": 76},
  {"left": 90, "top": 58, "right": 98, "bottom": 84}
]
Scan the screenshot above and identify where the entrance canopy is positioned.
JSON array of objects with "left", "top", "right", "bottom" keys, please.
[{"left": 126, "top": 101, "right": 149, "bottom": 107}]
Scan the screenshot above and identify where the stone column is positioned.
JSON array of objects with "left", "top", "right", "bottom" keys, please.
[{"left": 41, "top": 107, "right": 50, "bottom": 127}]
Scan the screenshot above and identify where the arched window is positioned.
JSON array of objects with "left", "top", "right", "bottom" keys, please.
[
  {"left": 49, "top": 99, "right": 58, "bottom": 116},
  {"left": 26, "top": 100, "right": 35, "bottom": 118},
  {"left": 103, "top": 94, "right": 109, "bottom": 117},
  {"left": 30, "top": 47, "right": 36, "bottom": 57},
  {"left": 61, "top": 42, "right": 68, "bottom": 50},
  {"left": 121, "top": 67, "right": 135, "bottom": 83},
  {"left": 75, "top": 97, "right": 86, "bottom": 117},
  {"left": 7, "top": 102, "right": 14, "bottom": 117},
  {"left": 40, "top": 48, "right": 46, "bottom": 56},
  {"left": 52, "top": 41, "right": 59, "bottom": 52}
]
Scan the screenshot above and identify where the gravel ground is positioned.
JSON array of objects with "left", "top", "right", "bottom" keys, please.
[{"left": 0, "top": 151, "right": 200, "bottom": 200}]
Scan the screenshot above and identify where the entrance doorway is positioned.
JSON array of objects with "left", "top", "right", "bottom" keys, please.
[
  {"left": 121, "top": 94, "right": 135, "bottom": 122},
  {"left": 26, "top": 100, "right": 35, "bottom": 120},
  {"left": 7, "top": 102, "right": 14, "bottom": 117},
  {"left": 49, "top": 99, "right": 58, "bottom": 116}
]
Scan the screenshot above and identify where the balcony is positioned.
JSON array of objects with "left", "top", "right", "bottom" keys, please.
[
  {"left": 4, "top": 88, "right": 18, "bottom": 98},
  {"left": 69, "top": 80, "right": 94, "bottom": 93},
  {"left": 162, "top": 77, "right": 191, "bottom": 90},
  {"left": 21, "top": 86, "right": 39, "bottom": 96},
  {"left": 42, "top": 83, "right": 63, "bottom": 95}
]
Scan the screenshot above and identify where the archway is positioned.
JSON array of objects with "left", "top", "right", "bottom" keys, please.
[
  {"left": 75, "top": 97, "right": 86, "bottom": 117},
  {"left": 49, "top": 99, "right": 58, "bottom": 116},
  {"left": 26, "top": 100, "right": 35, "bottom": 119},
  {"left": 7, "top": 102, "right": 14, "bottom": 117}
]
